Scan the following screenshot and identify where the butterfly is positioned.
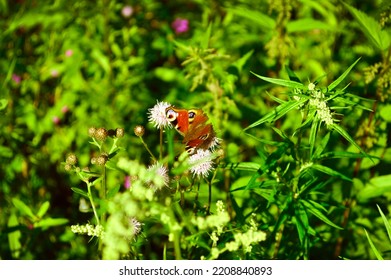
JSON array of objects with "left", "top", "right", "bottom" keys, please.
[{"left": 165, "top": 106, "right": 218, "bottom": 154}]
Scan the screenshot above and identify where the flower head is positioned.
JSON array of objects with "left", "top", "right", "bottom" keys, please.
[
  {"left": 188, "top": 149, "right": 215, "bottom": 177},
  {"left": 172, "top": 18, "right": 189, "bottom": 34},
  {"left": 124, "top": 176, "right": 131, "bottom": 189},
  {"left": 147, "top": 101, "right": 172, "bottom": 129},
  {"left": 121, "top": 5, "right": 133, "bottom": 18},
  {"left": 147, "top": 162, "right": 169, "bottom": 190},
  {"left": 65, "top": 49, "right": 73, "bottom": 57},
  {"left": 12, "top": 74, "right": 21, "bottom": 84}
]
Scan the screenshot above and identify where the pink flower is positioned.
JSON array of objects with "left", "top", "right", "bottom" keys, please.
[
  {"left": 121, "top": 5, "right": 133, "bottom": 18},
  {"left": 65, "top": 49, "right": 73, "bottom": 57},
  {"left": 52, "top": 116, "right": 60, "bottom": 125},
  {"left": 12, "top": 74, "right": 21, "bottom": 84},
  {"left": 124, "top": 176, "right": 131, "bottom": 189},
  {"left": 50, "top": 69, "right": 59, "bottom": 78},
  {"left": 171, "top": 18, "right": 189, "bottom": 34},
  {"left": 61, "top": 105, "right": 69, "bottom": 113}
]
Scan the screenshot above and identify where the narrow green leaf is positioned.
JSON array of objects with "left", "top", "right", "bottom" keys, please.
[
  {"left": 310, "top": 164, "right": 352, "bottom": 182},
  {"left": 377, "top": 205, "right": 391, "bottom": 243},
  {"left": 294, "top": 201, "right": 309, "bottom": 245},
  {"left": 285, "top": 66, "right": 302, "bottom": 83},
  {"left": 312, "top": 131, "right": 330, "bottom": 160},
  {"left": 301, "top": 199, "right": 343, "bottom": 230},
  {"left": 7, "top": 214, "right": 21, "bottom": 259},
  {"left": 244, "top": 98, "right": 308, "bottom": 130},
  {"left": 364, "top": 229, "right": 384, "bottom": 260},
  {"left": 309, "top": 117, "right": 320, "bottom": 158},
  {"left": 330, "top": 123, "right": 367, "bottom": 156},
  {"left": 35, "top": 218, "right": 68, "bottom": 229},
  {"left": 223, "top": 162, "right": 261, "bottom": 172},
  {"left": 287, "top": 19, "right": 334, "bottom": 33},
  {"left": 0, "top": 99, "right": 8, "bottom": 110},
  {"left": 251, "top": 72, "right": 305, "bottom": 89},
  {"left": 71, "top": 187, "right": 89, "bottom": 198},
  {"left": 12, "top": 198, "right": 36, "bottom": 220},
  {"left": 328, "top": 57, "right": 361, "bottom": 91},
  {"left": 37, "top": 201, "right": 50, "bottom": 219},
  {"left": 227, "top": 7, "right": 276, "bottom": 30}
]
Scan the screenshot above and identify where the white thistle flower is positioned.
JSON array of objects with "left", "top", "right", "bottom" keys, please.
[
  {"left": 188, "top": 149, "right": 215, "bottom": 177},
  {"left": 147, "top": 162, "right": 169, "bottom": 190},
  {"left": 147, "top": 101, "right": 172, "bottom": 129}
]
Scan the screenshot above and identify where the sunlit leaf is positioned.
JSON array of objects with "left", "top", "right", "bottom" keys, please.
[
  {"left": 301, "top": 199, "right": 343, "bottom": 230},
  {"left": 12, "top": 198, "right": 36, "bottom": 220},
  {"left": 328, "top": 57, "right": 361, "bottom": 91},
  {"left": 364, "top": 229, "right": 384, "bottom": 260}
]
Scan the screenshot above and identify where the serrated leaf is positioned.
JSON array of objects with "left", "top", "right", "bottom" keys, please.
[
  {"left": 328, "top": 57, "right": 361, "bottom": 91},
  {"left": 251, "top": 72, "right": 305, "bottom": 89},
  {"left": 12, "top": 198, "right": 36, "bottom": 220},
  {"left": 71, "top": 187, "right": 89, "bottom": 198},
  {"left": 344, "top": 3, "right": 390, "bottom": 51},
  {"left": 37, "top": 201, "right": 50, "bottom": 218},
  {"left": 364, "top": 229, "right": 384, "bottom": 260},
  {"left": 301, "top": 199, "right": 343, "bottom": 230}
]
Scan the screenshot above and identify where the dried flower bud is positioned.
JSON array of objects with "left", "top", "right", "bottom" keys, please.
[
  {"left": 96, "top": 154, "right": 108, "bottom": 166},
  {"left": 88, "top": 127, "right": 97, "bottom": 137},
  {"left": 116, "top": 128, "right": 125, "bottom": 138},
  {"left": 134, "top": 125, "right": 145, "bottom": 137},
  {"left": 95, "top": 127, "right": 108, "bottom": 141},
  {"left": 107, "top": 129, "right": 116, "bottom": 137},
  {"left": 66, "top": 153, "right": 78, "bottom": 165},
  {"left": 91, "top": 157, "right": 97, "bottom": 165},
  {"left": 64, "top": 163, "right": 72, "bottom": 172}
]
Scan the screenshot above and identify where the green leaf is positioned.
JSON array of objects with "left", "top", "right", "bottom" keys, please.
[
  {"left": 377, "top": 205, "right": 391, "bottom": 243},
  {"left": 35, "top": 218, "right": 68, "bottom": 229},
  {"left": 107, "top": 185, "right": 121, "bottom": 199},
  {"left": 251, "top": 72, "right": 305, "bottom": 89},
  {"left": 294, "top": 201, "right": 309, "bottom": 246},
  {"left": 71, "top": 187, "right": 89, "bottom": 198},
  {"left": 244, "top": 98, "right": 308, "bottom": 130},
  {"left": 7, "top": 214, "right": 21, "bottom": 259},
  {"left": 364, "top": 229, "right": 384, "bottom": 260},
  {"left": 330, "top": 123, "right": 367, "bottom": 156},
  {"left": 287, "top": 19, "right": 334, "bottom": 33},
  {"left": 222, "top": 162, "right": 261, "bottom": 172},
  {"left": 0, "top": 99, "right": 8, "bottom": 110},
  {"left": 328, "top": 57, "right": 361, "bottom": 91},
  {"left": 301, "top": 199, "right": 343, "bottom": 230},
  {"left": 312, "top": 131, "right": 330, "bottom": 160},
  {"left": 12, "top": 198, "right": 36, "bottom": 220},
  {"left": 310, "top": 164, "right": 352, "bottom": 182},
  {"left": 227, "top": 7, "right": 275, "bottom": 30},
  {"left": 344, "top": 3, "right": 391, "bottom": 51},
  {"left": 37, "top": 201, "right": 50, "bottom": 218},
  {"left": 357, "top": 175, "right": 391, "bottom": 202},
  {"left": 232, "top": 50, "right": 254, "bottom": 73},
  {"left": 309, "top": 117, "right": 321, "bottom": 158}
]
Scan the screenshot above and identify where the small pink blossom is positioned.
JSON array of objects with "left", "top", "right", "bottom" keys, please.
[
  {"left": 171, "top": 18, "right": 189, "bottom": 34},
  {"left": 50, "top": 69, "right": 59, "bottom": 78},
  {"left": 121, "top": 5, "right": 133, "bottom": 18},
  {"left": 12, "top": 74, "right": 21, "bottom": 84},
  {"left": 65, "top": 49, "right": 73, "bottom": 57},
  {"left": 61, "top": 105, "right": 69, "bottom": 113},
  {"left": 124, "top": 176, "right": 131, "bottom": 189},
  {"left": 52, "top": 116, "right": 60, "bottom": 125}
]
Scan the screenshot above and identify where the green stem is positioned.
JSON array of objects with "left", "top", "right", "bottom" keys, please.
[
  {"left": 87, "top": 182, "right": 100, "bottom": 225},
  {"left": 139, "top": 136, "right": 156, "bottom": 162}
]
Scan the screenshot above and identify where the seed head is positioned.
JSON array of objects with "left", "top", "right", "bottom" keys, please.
[{"left": 134, "top": 125, "right": 145, "bottom": 137}]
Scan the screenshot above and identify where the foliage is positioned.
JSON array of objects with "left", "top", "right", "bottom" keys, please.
[{"left": 1, "top": 0, "right": 391, "bottom": 260}]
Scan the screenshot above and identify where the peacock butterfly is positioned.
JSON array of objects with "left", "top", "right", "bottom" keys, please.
[{"left": 165, "top": 106, "right": 217, "bottom": 154}]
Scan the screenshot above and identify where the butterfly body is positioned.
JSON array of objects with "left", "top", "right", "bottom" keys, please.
[{"left": 166, "top": 107, "right": 217, "bottom": 154}]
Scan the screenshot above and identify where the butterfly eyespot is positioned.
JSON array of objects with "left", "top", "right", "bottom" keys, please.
[
  {"left": 166, "top": 109, "right": 177, "bottom": 122},
  {"left": 188, "top": 110, "right": 197, "bottom": 122}
]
